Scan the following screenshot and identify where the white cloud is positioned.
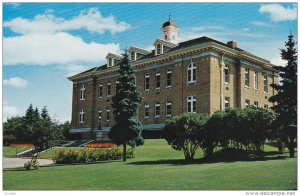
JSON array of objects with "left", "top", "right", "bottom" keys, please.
[
  {"left": 3, "top": 77, "right": 28, "bottom": 88},
  {"left": 251, "top": 21, "right": 271, "bottom": 27},
  {"left": 4, "top": 7, "right": 131, "bottom": 35},
  {"left": 259, "top": 4, "right": 297, "bottom": 22},
  {"left": 242, "top": 28, "right": 250, "bottom": 31},
  {"left": 270, "top": 57, "right": 286, "bottom": 67},
  {"left": 3, "top": 104, "right": 21, "bottom": 121},
  {"left": 60, "top": 64, "right": 89, "bottom": 77},
  {"left": 3, "top": 32, "right": 120, "bottom": 66}
]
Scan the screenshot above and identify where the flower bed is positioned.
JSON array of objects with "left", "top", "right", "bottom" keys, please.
[
  {"left": 53, "top": 147, "right": 135, "bottom": 164},
  {"left": 83, "top": 143, "right": 116, "bottom": 148},
  {"left": 9, "top": 144, "right": 34, "bottom": 148}
]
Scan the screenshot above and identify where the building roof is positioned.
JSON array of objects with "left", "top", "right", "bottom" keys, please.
[{"left": 162, "top": 20, "right": 177, "bottom": 28}]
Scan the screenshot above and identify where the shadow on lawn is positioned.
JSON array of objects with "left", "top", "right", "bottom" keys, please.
[{"left": 129, "top": 150, "right": 289, "bottom": 166}]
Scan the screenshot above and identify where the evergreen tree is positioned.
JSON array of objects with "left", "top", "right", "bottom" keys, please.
[
  {"left": 24, "top": 104, "right": 35, "bottom": 125},
  {"left": 109, "top": 50, "right": 144, "bottom": 161},
  {"left": 269, "top": 32, "right": 297, "bottom": 157},
  {"left": 41, "top": 106, "right": 50, "bottom": 120}
]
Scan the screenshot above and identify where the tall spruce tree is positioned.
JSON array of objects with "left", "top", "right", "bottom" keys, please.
[
  {"left": 109, "top": 50, "right": 144, "bottom": 161},
  {"left": 269, "top": 32, "right": 297, "bottom": 157}
]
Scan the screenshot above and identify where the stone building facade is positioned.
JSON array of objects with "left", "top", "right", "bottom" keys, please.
[{"left": 68, "top": 19, "right": 278, "bottom": 140}]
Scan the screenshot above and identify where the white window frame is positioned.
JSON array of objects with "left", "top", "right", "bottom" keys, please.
[
  {"left": 116, "top": 80, "right": 120, "bottom": 94},
  {"left": 224, "top": 64, "right": 230, "bottom": 84},
  {"left": 245, "top": 68, "right": 249, "bottom": 87},
  {"left": 155, "top": 102, "right": 160, "bottom": 118},
  {"left": 144, "top": 103, "right": 150, "bottom": 118},
  {"left": 187, "top": 63, "right": 196, "bottom": 83},
  {"left": 80, "top": 84, "right": 85, "bottom": 100},
  {"left": 145, "top": 73, "right": 150, "bottom": 91},
  {"left": 156, "top": 71, "right": 161, "bottom": 89},
  {"left": 225, "top": 97, "right": 230, "bottom": 109},
  {"left": 99, "top": 82, "right": 103, "bottom": 99},
  {"left": 156, "top": 43, "right": 162, "bottom": 55},
  {"left": 106, "top": 108, "right": 110, "bottom": 127},
  {"left": 187, "top": 96, "right": 197, "bottom": 113},
  {"left": 166, "top": 68, "right": 172, "bottom": 87},
  {"left": 107, "top": 81, "right": 111, "bottom": 97},
  {"left": 254, "top": 71, "right": 258, "bottom": 90},
  {"left": 108, "top": 57, "right": 113, "bottom": 67},
  {"left": 131, "top": 51, "right": 136, "bottom": 61},
  {"left": 254, "top": 101, "right": 258, "bottom": 108},
  {"left": 98, "top": 108, "right": 102, "bottom": 128},
  {"left": 79, "top": 110, "right": 84, "bottom": 123},
  {"left": 245, "top": 99, "right": 250, "bottom": 108},
  {"left": 166, "top": 100, "right": 172, "bottom": 117},
  {"left": 264, "top": 75, "right": 268, "bottom": 93}
]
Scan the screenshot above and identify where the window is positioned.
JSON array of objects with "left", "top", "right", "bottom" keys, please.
[
  {"left": 99, "top": 82, "right": 103, "bottom": 99},
  {"left": 98, "top": 108, "right": 102, "bottom": 129},
  {"left": 254, "top": 101, "right": 258, "bottom": 108},
  {"left": 166, "top": 68, "right": 172, "bottom": 87},
  {"left": 155, "top": 102, "right": 160, "bottom": 117},
  {"left": 245, "top": 99, "right": 250, "bottom": 108},
  {"left": 131, "top": 51, "right": 135, "bottom": 61},
  {"left": 187, "top": 63, "right": 196, "bottom": 83},
  {"left": 144, "top": 103, "right": 149, "bottom": 118},
  {"left": 187, "top": 96, "right": 196, "bottom": 113},
  {"left": 79, "top": 110, "right": 84, "bottom": 123},
  {"left": 264, "top": 104, "right": 269, "bottom": 109},
  {"left": 116, "top": 80, "right": 120, "bottom": 94},
  {"left": 145, "top": 73, "right": 150, "bottom": 91},
  {"left": 166, "top": 100, "right": 172, "bottom": 116},
  {"left": 264, "top": 75, "right": 268, "bottom": 93},
  {"left": 156, "top": 43, "right": 161, "bottom": 55},
  {"left": 106, "top": 108, "right": 110, "bottom": 127},
  {"left": 80, "top": 84, "right": 85, "bottom": 100},
  {"left": 254, "top": 71, "right": 258, "bottom": 90},
  {"left": 224, "top": 64, "right": 230, "bottom": 84},
  {"left": 245, "top": 68, "right": 249, "bottom": 87},
  {"left": 225, "top": 97, "right": 230, "bottom": 108},
  {"left": 108, "top": 57, "right": 113, "bottom": 67},
  {"left": 164, "top": 35, "right": 167, "bottom": 40},
  {"left": 107, "top": 81, "right": 111, "bottom": 97},
  {"left": 156, "top": 71, "right": 160, "bottom": 89}
]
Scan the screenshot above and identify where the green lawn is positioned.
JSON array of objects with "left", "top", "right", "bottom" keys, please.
[
  {"left": 3, "top": 147, "right": 33, "bottom": 157},
  {"left": 3, "top": 139, "right": 297, "bottom": 190}
]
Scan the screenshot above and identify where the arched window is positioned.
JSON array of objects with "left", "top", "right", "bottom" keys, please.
[
  {"left": 156, "top": 43, "right": 161, "bottom": 55},
  {"left": 187, "top": 63, "right": 196, "bottom": 83}
]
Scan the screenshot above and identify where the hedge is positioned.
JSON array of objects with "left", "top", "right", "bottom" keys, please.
[{"left": 53, "top": 147, "right": 135, "bottom": 164}]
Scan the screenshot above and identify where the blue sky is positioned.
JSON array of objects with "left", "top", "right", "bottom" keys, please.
[{"left": 3, "top": 2, "right": 297, "bottom": 122}]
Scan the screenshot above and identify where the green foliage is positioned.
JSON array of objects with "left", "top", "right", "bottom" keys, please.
[
  {"left": 163, "top": 113, "right": 209, "bottom": 161},
  {"left": 53, "top": 147, "right": 135, "bottom": 164},
  {"left": 109, "top": 50, "right": 144, "bottom": 161},
  {"left": 269, "top": 32, "right": 297, "bottom": 158}
]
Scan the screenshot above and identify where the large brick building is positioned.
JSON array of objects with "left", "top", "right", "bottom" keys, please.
[{"left": 68, "top": 19, "right": 278, "bottom": 141}]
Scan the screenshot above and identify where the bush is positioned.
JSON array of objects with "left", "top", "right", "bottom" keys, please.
[
  {"left": 53, "top": 147, "right": 135, "bottom": 164},
  {"left": 163, "top": 113, "right": 209, "bottom": 161}
]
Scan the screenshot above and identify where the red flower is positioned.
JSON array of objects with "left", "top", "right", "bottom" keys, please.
[{"left": 9, "top": 144, "right": 34, "bottom": 148}]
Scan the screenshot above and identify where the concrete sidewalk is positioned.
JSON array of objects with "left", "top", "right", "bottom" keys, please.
[{"left": 3, "top": 158, "right": 53, "bottom": 169}]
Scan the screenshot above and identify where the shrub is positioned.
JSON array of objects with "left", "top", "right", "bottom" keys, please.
[
  {"left": 163, "top": 113, "right": 209, "bottom": 161},
  {"left": 53, "top": 147, "right": 135, "bottom": 164}
]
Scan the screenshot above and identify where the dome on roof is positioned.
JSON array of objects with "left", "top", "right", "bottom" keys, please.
[{"left": 162, "top": 20, "right": 177, "bottom": 28}]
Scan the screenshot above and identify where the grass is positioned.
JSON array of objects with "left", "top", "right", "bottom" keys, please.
[
  {"left": 3, "top": 147, "right": 33, "bottom": 157},
  {"left": 3, "top": 139, "right": 297, "bottom": 190}
]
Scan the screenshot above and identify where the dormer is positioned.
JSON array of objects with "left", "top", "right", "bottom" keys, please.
[
  {"left": 153, "top": 39, "right": 178, "bottom": 56},
  {"left": 128, "top": 46, "right": 151, "bottom": 61},
  {"left": 106, "top": 53, "right": 123, "bottom": 67}
]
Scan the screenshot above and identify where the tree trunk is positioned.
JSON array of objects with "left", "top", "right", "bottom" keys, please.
[
  {"left": 288, "top": 141, "right": 295, "bottom": 158},
  {"left": 123, "top": 143, "right": 127, "bottom": 162}
]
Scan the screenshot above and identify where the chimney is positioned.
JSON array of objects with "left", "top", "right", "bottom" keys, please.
[{"left": 227, "top": 41, "right": 237, "bottom": 48}]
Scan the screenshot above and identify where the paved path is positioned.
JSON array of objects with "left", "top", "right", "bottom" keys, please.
[{"left": 3, "top": 158, "right": 53, "bottom": 169}]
